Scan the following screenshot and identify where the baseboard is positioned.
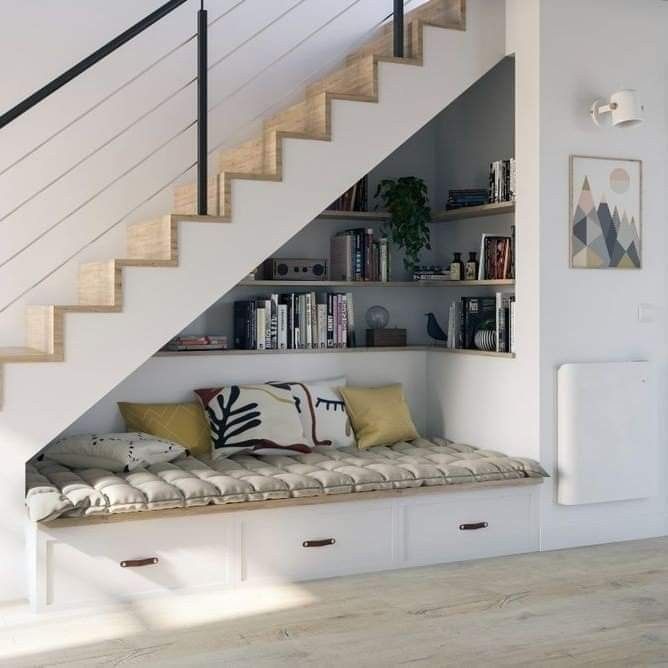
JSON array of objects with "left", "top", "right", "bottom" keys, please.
[{"left": 539, "top": 511, "right": 667, "bottom": 552}]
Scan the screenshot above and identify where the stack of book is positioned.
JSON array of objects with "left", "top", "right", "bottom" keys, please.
[
  {"left": 330, "top": 229, "right": 390, "bottom": 282},
  {"left": 445, "top": 294, "right": 515, "bottom": 354},
  {"left": 234, "top": 293, "right": 356, "bottom": 350},
  {"left": 478, "top": 233, "right": 514, "bottom": 280},
  {"left": 446, "top": 188, "right": 489, "bottom": 210},
  {"left": 163, "top": 335, "right": 228, "bottom": 352},
  {"left": 489, "top": 159, "right": 516, "bottom": 203},
  {"left": 413, "top": 266, "right": 449, "bottom": 281},
  {"left": 328, "top": 176, "right": 368, "bottom": 212}
]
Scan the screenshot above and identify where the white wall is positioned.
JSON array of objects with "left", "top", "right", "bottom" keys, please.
[
  {"left": 65, "top": 351, "right": 428, "bottom": 436},
  {"left": 536, "top": 0, "right": 668, "bottom": 548}
]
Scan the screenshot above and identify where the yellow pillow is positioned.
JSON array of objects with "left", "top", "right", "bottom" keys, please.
[
  {"left": 339, "top": 384, "right": 418, "bottom": 449},
  {"left": 118, "top": 402, "right": 211, "bottom": 458}
]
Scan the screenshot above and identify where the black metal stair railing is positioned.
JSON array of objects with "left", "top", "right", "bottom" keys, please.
[{"left": 0, "top": 0, "right": 411, "bottom": 312}]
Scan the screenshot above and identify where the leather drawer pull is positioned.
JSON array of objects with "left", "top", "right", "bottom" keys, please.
[
  {"left": 120, "top": 557, "right": 159, "bottom": 568},
  {"left": 303, "top": 538, "right": 336, "bottom": 548},
  {"left": 459, "top": 522, "right": 488, "bottom": 531}
]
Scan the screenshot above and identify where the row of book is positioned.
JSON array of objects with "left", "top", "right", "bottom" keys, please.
[
  {"left": 330, "top": 228, "right": 390, "bottom": 282},
  {"left": 446, "top": 294, "right": 515, "bottom": 354},
  {"left": 446, "top": 188, "right": 488, "bottom": 210},
  {"left": 233, "top": 293, "right": 356, "bottom": 350},
  {"left": 489, "top": 159, "right": 516, "bottom": 203},
  {"left": 328, "top": 176, "right": 369, "bottom": 212},
  {"left": 478, "top": 232, "right": 514, "bottom": 280}
]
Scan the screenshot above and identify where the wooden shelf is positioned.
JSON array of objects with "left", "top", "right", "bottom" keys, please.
[
  {"left": 238, "top": 279, "right": 514, "bottom": 288},
  {"left": 318, "top": 210, "right": 390, "bottom": 221},
  {"left": 432, "top": 201, "right": 515, "bottom": 222},
  {"left": 317, "top": 202, "right": 515, "bottom": 224},
  {"left": 154, "top": 346, "right": 515, "bottom": 359}
]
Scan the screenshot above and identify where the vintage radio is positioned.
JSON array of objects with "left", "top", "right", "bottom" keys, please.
[{"left": 263, "top": 258, "right": 328, "bottom": 281}]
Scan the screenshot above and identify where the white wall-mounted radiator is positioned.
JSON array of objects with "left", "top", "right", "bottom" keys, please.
[{"left": 557, "top": 361, "right": 655, "bottom": 505}]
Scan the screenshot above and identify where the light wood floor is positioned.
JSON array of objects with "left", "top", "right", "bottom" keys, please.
[{"left": 2, "top": 537, "right": 667, "bottom": 667}]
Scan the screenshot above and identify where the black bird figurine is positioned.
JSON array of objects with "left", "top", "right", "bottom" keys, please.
[{"left": 425, "top": 312, "right": 448, "bottom": 343}]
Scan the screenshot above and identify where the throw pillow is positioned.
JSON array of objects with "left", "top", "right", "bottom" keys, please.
[
  {"left": 118, "top": 401, "right": 211, "bottom": 458},
  {"left": 272, "top": 377, "right": 355, "bottom": 448},
  {"left": 339, "top": 384, "right": 418, "bottom": 449},
  {"left": 194, "top": 384, "right": 310, "bottom": 458},
  {"left": 42, "top": 432, "right": 187, "bottom": 472}
]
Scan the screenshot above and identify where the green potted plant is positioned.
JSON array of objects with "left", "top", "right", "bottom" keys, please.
[{"left": 374, "top": 176, "right": 431, "bottom": 273}]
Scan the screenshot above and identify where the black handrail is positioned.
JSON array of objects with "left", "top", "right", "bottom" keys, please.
[
  {"left": 393, "top": 0, "right": 404, "bottom": 57},
  {"left": 0, "top": 0, "right": 189, "bottom": 130},
  {"left": 197, "top": 3, "right": 208, "bottom": 215}
]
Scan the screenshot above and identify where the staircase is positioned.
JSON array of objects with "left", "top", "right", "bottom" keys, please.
[{"left": 0, "top": 0, "right": 505, "bottom": 454}]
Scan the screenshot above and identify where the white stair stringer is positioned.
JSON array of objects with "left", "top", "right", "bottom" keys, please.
[{"left": 0, "top": 0, "right": 504, "bottom": 602}]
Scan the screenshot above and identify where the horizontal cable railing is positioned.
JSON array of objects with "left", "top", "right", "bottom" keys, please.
[
  {"left": 0, "top": 0, "right": 314, "bottom": 226},
  {"left": 0, "top": 0, "right": 413, "bottom": 313},
  {"left": 0, "top": 0, "right": 247, "bottom": 180}
]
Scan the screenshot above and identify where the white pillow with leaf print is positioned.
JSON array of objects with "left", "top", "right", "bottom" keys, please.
[
  {"left": 42, "top": 432, "right": 186, "bottom": 472},
  {"left": 194, "top": 384, "right": 310, "bottom": 458},
  {"left": 273, "top": 377, "right": 355, "bottom": 448}
]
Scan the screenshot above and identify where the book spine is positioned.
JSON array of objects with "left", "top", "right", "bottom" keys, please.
[
  {"left": 346, "top": 292, "right": 355, "bottom": 347},
  {"left": 498, "top": 300, "right": 508, "bottom": 353},
  {"left": 354, "top": 232, "right": 362, "bottom": 281},
  {"left": 233, "top": 301, "right": 248, "bottom": 349},
  {"left": 495, "top": 292, "right": 502, "bottom": 352},
  {"left": 270, "top": 294, "right": 278, "bottom": 350},
  {"left": 317, "top": 302, "right": 327, "bottom": 348},
  {"left": 509, "top": 298, "right": 516, "bottom": 354},
  {"left": 278, "top": 304, "right": 287, "bottom": 349},
  {"left": 327, "top": 293, "right": 334, "bottom": 347},
  {"left": 341, "top": 294, "right": 348, "bottom": 348},
  {"left": 256, "top": 306, "right": 265, "bottom": 350},
  {"left": 299, "top": 294, "right": 306, "bottom": 349},
  {"left": 364, "top": 228, "right": 373, "bottom": 280}
]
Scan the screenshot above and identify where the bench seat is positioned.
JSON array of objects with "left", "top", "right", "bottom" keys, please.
[{"left": 27, "top": 437, "right": 547, "bottom": 524}]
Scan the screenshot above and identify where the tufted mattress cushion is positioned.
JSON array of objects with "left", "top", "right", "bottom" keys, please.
[{"left": 26, "top": 437, "right": 548, "bottom": 522}]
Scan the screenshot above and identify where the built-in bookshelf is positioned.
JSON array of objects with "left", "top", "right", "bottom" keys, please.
[
  {"left": 317, "top": 201, "right": 514, "bottom": 224},
  {"left": 238, "top": 279, "right": 514, "bottom": 288},
  {"left": 319, "top": 210, "right": 390, "bottom": 221},
  {"left": 431, "top": 201, "right": 515, "bottom": 222},
  {"left": 155, "top": 346, "right": 515, "bottom": 359}
]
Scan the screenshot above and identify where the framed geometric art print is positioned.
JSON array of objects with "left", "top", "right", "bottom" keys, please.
[{"left": 570, "top": 155, "right": 642, "bottom": 269}]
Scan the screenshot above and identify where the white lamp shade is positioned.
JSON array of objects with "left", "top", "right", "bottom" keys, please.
[
  {"left": 591, "top": 89, "right": 644, "bottom": 128},
  {"left": 610, "top": 89, "right": 643, "bottom": 127}
]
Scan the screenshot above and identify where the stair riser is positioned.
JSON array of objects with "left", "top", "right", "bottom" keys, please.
[
  {"left": 26, "top": 306, "right": 61, "bottom": 358},
  {"left": 306, "top": 57, "right": 378, "bottom": 99},
  {"left": 78, "top": 262, "right": 121, "bottom": 308},
  {"left": 127, "top": 218, "right": 178, "bottom": 262},
  {"left": 218, "top": 136, "right": 265, "bottom": 175},
  {"left": 173, "top": 176, "right": 220, "bottom": 216}
]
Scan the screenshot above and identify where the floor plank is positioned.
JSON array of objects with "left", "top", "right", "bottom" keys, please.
[{"left": 2, "top": 537, "right": 667, "bottom": 667}]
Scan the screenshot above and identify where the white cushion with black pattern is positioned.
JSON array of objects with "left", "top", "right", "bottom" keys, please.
[{"left": 194, "top": 384, "right": 310, "bottom": 458}]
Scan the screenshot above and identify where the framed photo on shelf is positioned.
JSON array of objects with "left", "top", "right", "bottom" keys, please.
[{"left": 569, "top": 155, "right": 642, "bottom": 269}]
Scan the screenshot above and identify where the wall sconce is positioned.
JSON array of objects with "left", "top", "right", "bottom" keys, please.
[{"left": 591, "top": 89, "right": 644, "bottom": 128}]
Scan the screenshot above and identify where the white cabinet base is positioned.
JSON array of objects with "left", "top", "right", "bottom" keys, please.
[{"left": 29, "top": 482, "right": 541, "bottom": 612}]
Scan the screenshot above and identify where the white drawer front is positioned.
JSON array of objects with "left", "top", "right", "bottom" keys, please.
[
  {"left": 242, "top": 504, "right": 393, "bottom": 583},
  {"left": 44, "top": 516, "right": 233, "bottom": 608},
  {"left": 403, "top": 489, "right": 535, "bottom": 566}
]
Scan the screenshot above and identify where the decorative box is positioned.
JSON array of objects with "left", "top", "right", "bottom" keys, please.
[{"left": 366, "top": 328, "right": 407, "bottom": 347}]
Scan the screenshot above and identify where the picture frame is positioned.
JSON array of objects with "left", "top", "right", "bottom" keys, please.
[{"left": 569, "top": 155, "right": 642, "bottom": 269}]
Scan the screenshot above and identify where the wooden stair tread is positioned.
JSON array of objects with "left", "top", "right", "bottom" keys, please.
[
  {"left": 169, "top": 214, "right": 231, "bottom": 223},
  {"left": 0, "top": 347, "right": 54, "bottom": 363}
]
